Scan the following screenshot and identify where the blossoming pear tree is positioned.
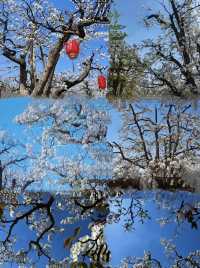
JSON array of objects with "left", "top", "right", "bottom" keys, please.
[
  {"left": 0, "top": 98, "right": 200, "bottom": 266},
  {"left": 0, "top": 96, "right": 112, "bottom": 266},
  {"left": 111, "top": 102, "right": 200, "bottom": 192},
  {"left": 120, "top": 247, "right": 200, "bottom": 268},
  {"left": 0, "top": 129, "right": 30, "bottom": 192},
  {"left": 0, "top": 0, "right": 111, "bottom": 97},
  {"left": 142, "top": 0, "right": 200, "bottom": 96},
  {"left": 2, "top": 99, "right": 200, "bottom": 195},
  {"left": 14, "top": 97, "right": 112, "bottom": 192}
]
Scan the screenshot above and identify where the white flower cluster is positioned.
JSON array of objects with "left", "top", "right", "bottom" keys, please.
[
  {"left": 14, "top": 97, "right": 113, "bottom": 191},
  {"left": 70, "top": 223, "right": 104, "bottom": 263},
  {"left": 148, "top": 158, "right": 182, "bottom": 181}
]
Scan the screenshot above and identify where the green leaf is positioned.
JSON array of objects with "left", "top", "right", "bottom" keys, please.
[
  {"left": 70, "top": 262, "right": 88, "bottom": 268},
  {"left": 64, "top": 226, "right": 81, "bottom": 248},
  {"left": 191, "top": 221, "right": 198, "bottom": 229},
  {"left": 70, "top": 262, "right": 78, "bottom": 268},
  {"left": 64, "top": 237, "right": 74, "bottom": 248},
  {"left": 90, "top": 263, "right": 104, "bottom": 268},
  {"left": 105, "top": 251, "right": 111, "bottom": 262},
  {"left": 78, "top": 262, "right": 88, "bottom": 268},
  {"left": 74, "top": 227, "right": 81, "bottom": 237},
  {"left": 89, "top": 264, "right": 96, "bottom": 268},
  {"left": 0, "top": 203, "right": 4, "bottom": 219}
]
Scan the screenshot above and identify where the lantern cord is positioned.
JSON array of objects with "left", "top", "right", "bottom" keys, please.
[{"left": 72, "top": 61, "right": 75, "bottom": 73}]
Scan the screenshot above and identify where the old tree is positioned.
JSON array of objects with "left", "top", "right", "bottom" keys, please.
[
  {"left": 0, "top": 0, "right": 200, "bottom": 267},
  {"left": 108, "top": 0, "right": 200, "bottom": 98},
  {"left": 142, "top": 0, "right": 200, "bottom": 96},
  {"left": 0, "top": 98, "right": 199, "bottom": 267},
  {"left": 0, "top": 0, "right": 111, "bottom": 97},
  {"left": 108, "top": 11, "right": 144, "bottom": 99}
]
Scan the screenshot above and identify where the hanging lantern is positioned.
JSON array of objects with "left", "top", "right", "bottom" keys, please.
[
  {"left": 64, "top": 39, "right": 80, "bottom": 59},
  {"left": 98, "top": 75, "right": 107, "bottom": 90}
]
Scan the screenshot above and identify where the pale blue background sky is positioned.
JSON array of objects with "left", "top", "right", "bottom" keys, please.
[
  {"left": 114, "top": 0, "right": 161, "bottom": 43},
  {"left": 106, "top": 192, "right": 200, "bottom": 267},
  {"left": 51, "top": 0, "right": 161, "bottom": 44}
]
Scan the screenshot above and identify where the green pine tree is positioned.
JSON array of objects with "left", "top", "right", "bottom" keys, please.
[{"left": 108, "top": 10, "right": 144, "bottom": 99}]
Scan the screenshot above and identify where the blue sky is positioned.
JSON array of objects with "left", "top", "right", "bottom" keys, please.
[
  {"left": 106, "top": 192, "right": 200, "bottom": 267},
  {"left": 114, "top": 0, "right": 161, "bottom": 44}
]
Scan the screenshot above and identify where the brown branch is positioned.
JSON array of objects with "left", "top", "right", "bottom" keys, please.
[
  {"left": 55, "top": 53, "right": 95, "bottom": 97},
  {"left": 146, "top": 14, "right": 168, "bottom": 25},
  {"left": 129, "top": 104, "right": 151, "bottom": 162},
  {"left": 3, "top": 196, "right": 54, "bottom": 245}
]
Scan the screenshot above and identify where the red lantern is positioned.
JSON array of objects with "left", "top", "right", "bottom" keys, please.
[
  {"left": 64, "top": 39, "right": 80, "bottom": 59},
  {"left": 98, "top": 75, "right": 107, "bottom": 90}
]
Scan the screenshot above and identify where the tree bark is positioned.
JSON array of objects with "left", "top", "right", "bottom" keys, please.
[
  {"left": 0, "top": 161, "right": 2, "bottom": 190},
  {"left": 29, "top": 43, "right": 37, "bottom": 93},
  {"left": 19, "top": 60, "right": 28, "bottom": 95},
  {"left": 32, "top": 35, "right": 71, "bottom": 97},
  {"left": 2, "top": 48, "right": 29, "bottom": 96}
]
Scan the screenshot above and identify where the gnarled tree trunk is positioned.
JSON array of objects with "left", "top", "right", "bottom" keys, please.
[
  {"left": 19, "top": 60, "right": 28, "bottom": 95},
  {"left": 32, "top": 35, "right": 70, "bottom": 97}
]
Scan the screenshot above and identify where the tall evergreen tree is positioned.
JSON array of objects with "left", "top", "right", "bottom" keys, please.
[{"left": 108, "top": 10, "right": 144, "bottom": 99}]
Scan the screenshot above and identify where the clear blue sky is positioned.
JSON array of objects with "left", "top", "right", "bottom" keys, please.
[
  {"left": 106, "top": 192, "right": 200, "bottom": 267},
  {"left": 114, "top": 0, "right": 161, "bottom": 44}
]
